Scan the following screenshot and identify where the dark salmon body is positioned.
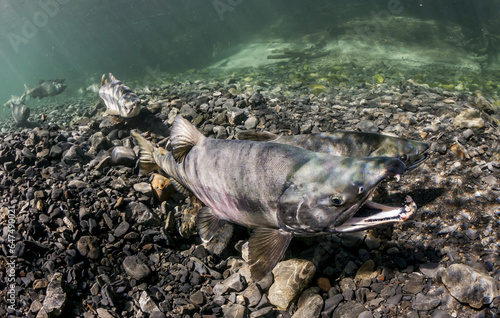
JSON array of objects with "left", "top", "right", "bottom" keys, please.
[{"left": 238, "top": 131, "right": 429, "bottom": 171}]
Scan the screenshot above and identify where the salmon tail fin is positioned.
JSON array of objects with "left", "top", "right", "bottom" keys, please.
[
  {"left": 100, "top": 74, "right": 107, "bottom": 86},
  {"left": 170, "top": 115, "right": 205, "bottom": 163},
  {"left": 237, "top": 131, "right": 279, "bottom": 141},
  {"left": 130, "top": 130, "right": 160, "bottom": 174}
]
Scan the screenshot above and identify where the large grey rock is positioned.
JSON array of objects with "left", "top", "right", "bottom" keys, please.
[
  {"left": 139, "top": 291, "right": 159, "bottom": 314},
  {"left": 438, "top": 263, "right": 499, "bottom": 309},
  {"left": 49, "top": 145, "right": 62, "bottom": 159},
  {"left": 291, "top": 287, "right": 324, "bottom": 318},
  {"left": 133, "top": 182, "right": 152, "bottom": 196},
  {"left": 63, "top": 145, "right": 86, "bottom": 163},
  {"left": 90, "top": 131, "right": 111, "bottom": 151},
  {"left": 39, "top": 272, "right": 66, "bottom": 317},
  {"left": 268, "top": 258, "right": 316, "bottom": 310},
  {"left": 242, "top": 283, "right": 262, "bottom": 307},
  {"left": 244, "top": 116, "right": 258, "bottom": 129},
  {"left": 453, "top": 109, "right": 485, "bottom": 129},
  {"left": 110, "top": 146, "right": 136, "bottom": 166},
  {"left": 356, "top": 120, "right": 378, "bottom": 133},
  {"left": 213, "top": 272, "right": 247, "bottom": 296},
  {"left": 123, "top": 255, "right": 151, "bottom": 281},
  {"left": 125, "top": 202, "right": 161, "bottom": 227}
]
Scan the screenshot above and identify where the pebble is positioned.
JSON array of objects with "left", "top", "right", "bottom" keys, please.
[
  {"left": 333, "top": 302, "right": 367, "bottom": 318},
  {"left": 364, "top": 233, "right": 380, "bottom": 250},
  {"left": 139, "top": 291, "right": 160, "bottom": 314},
  {"left": 125, "top": 202, "right": 161, "bottom": 226},
  {"left": 222, "top": 303, "right": 248, "bottom": 318},
  {"left": 412, "top": 292, "right": 441, "bottom": 311},
  {"left": 213, "top": 272, "right": 247, "bottom": 296},
  {"left": 77, "top": 236, "right": 101, "bottom": 260},
  {"left": 189, "top": 290, "right": 205, "bottom": 305},
  {"left": 123, "top": 255, "right": 152, "bottom": 280},
  {"left": 402, "top": 274, "right": 425, "bottom": 294},
  {"left": 355, "top": 260, "right": 375, "bottom": 281},
  {"left": 110, "top": 146, "right": 136, "bottom": 166},
  {"left": 419, "top": 263, "right": 441, "bottom": 278},
  {"left": 244, "top": 116, "right": 258, "bottom": 129},
  {"left": 356, "top": 120, "right": 378, "bottom": 133},
  {"left": 96, "top": 308, "right": 117, "bottom": 318},
  {"left": 317, "top": 277, "right": 331, "bottom": 292},
  {"left": 40, "top": 272, "right": 66, "bottom": 316},
  {"left": 269, "top": 259, "right": 316, "bottom": 310},
  {"left": 291, "top": 287, "right": 323, "bottom": 318},
  {"left": 438, "top": 263, "right": 499, "bottom": 308},
  {"left": 453, "top": 109, "right": 485, "bottom": 128},
  {"left": 133, "top": 182, "right": 153, "bottom": 195},
  {"left": 113, "top": 221, "right": 130, "bottom": 237}
]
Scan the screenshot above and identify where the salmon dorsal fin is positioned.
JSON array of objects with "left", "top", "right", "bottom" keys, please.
[
  {"left": 100, "top": 74, "right": 107, "bottom": 86},
  {"left": 170, "top": 115, "right": 204, "bottom": 163},
  {"left": 237, "top": 131, "right": 279, "bottom": 141}
]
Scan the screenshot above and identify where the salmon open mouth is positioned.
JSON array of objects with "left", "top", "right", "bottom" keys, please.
[{"left": 335, "top": 195, "right": 416, "bottom": 232}]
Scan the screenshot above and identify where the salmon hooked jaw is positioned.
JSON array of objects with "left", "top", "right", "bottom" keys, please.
[{"left": 336, "top": 196, "right": 417, "bottom": 232}]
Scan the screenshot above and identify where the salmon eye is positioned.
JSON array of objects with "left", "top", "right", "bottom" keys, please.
[
  {"left": 330, "top": 195, "right": 344, "bottom": 206},
  {"left": 358, "top": 186, "right": 365, "bottom": 194},
  {"left": 399, "top": 154, "right": 408, "bottom": 162}
]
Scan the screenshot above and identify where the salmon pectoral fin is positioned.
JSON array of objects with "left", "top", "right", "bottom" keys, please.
[
  {"left": 197, "top": 207, "right": 225, "bottom": 243},
  {"left": 237, "top": 131, "right": 279, "bottom": 141},
  {"left": 248, "top": 228, "right": 293, "bottom": 282},
  {"left": 169, "top": 178, "right": 192, "bottom": 196}
]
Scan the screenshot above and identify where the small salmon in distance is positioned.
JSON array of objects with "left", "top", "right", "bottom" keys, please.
[
  {"left": 132, "top": 116, "right": 417, "bottom": 281},
  {"left": 99, "top": 73, "right": 141, "bottom": 118}
]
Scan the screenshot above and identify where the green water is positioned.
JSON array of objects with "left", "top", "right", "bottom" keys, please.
[{"left": 1, "top": 0, "right": 499, "bottom": 123}]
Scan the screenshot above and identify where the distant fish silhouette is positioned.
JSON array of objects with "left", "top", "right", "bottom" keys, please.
[
  {"left": 11, "top": 103, "right": 30, "bottom": 125},
  {"left": 24, "top": 79, "right": 66, "bottom": 99}
]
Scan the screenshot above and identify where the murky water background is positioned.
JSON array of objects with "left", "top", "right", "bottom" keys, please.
[{"left": 1, "top": 0, "right": 499, "bottom": 121}]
